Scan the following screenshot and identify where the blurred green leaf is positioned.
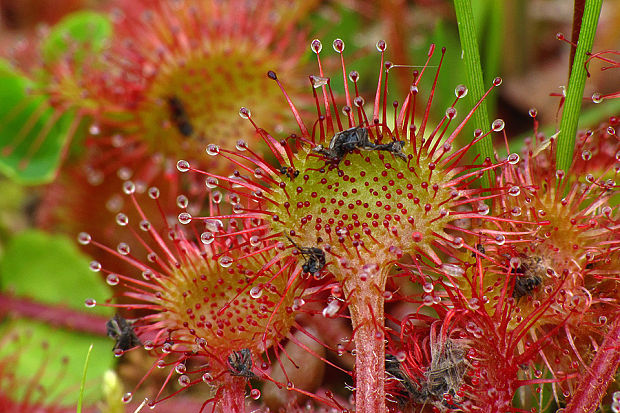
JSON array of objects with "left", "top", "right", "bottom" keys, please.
[
  {"left": 0, "top": 320, "right": 114, "bottom": 406},
  {"left": 0, "top": 230, "right": 111, "bottom": 315},
  {"left": 41, "top": 11, "right": 112, "bottom": 67},
  {"left": 0, "top": 60, "right": 75, "bottom": 184}
]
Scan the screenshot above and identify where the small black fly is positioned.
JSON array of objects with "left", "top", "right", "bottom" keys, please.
[
  {"left": 166, "top": 96, "right": 194, "bottom": 137},
  {"left": 312, "top": 126, "right": 406, "bottom": 162},
  {"left": 227, "top": 348, "right": 255, "bottom": 378},
  {"left": 286, "top": 236, "right": 326, "bottom": 276},
  {"left": 279, "top": 165, "right": 299, "bottom": 180},
  {"left": 510, "top": 255, "right": 545, "bottom": 299},
  {"left": 106, "top": 314, "right": 141, "bottom": 352}
]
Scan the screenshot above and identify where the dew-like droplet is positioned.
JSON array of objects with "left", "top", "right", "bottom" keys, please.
[
  {"left": 117, "top": 242, "right": 130, "bottom": 255},
  {"left": 423, "top": 282, "right": 434, "bottom": 293},
  {"left": 89, "top": 261, "right": 102, "bottom": 272},
  {"left": 200, "top": 232, "right": 214, "bottom": 244},
  {"left": 468, "top": 297, "right": 480, "bottom": 310},
  {"left": 178, "top": 212, "right": 192, "bottom": 224},
  {"left": 452, "top": 237, "right": 464, "bottom": 248},
  {"left": 376, "top": 39, "right": 386, "bottom": 52},
  {"left": 89, "top": 123, "right": 101, "bottom": 135},
  {"left": 507, "top": 153, "right": 520, "bottom": 164},
  {"left": 333, "top": 38, "right": 345, "bottom": 53},
  {"left": 311, "top": 76, "right": 328, "bottom": 88},
  {"left": 116, "top": 213, "right": 129, "bottom": 226},
  {"left": 142, "top": 269, "right": 153, "bottom": 280},
  {"left": 218, "top": 256, "right": 233, "bottom": 268},
  {"left": 423, "top": 295, "right": 434, "bottom": 306},
  {"left": 250, "top": 389, "right": 261, "bottom": 400},
  {"left": 509, "top": 257, "right": 521, "bottom": 269},
  {"left": 249, "top": 286, "right": 263, "bottom": 299},
  {"left": 478, "top": 203, "right": 490, "bottom": 215},
  {"left": 249, "top": 235, "right": 260, "bottom": 246},
  {"left": 322, "top": 299, "right": 340, "bottom": 318},
  {"left": 176, "top": 160, "right": 190, "bottom": 172},
  {"left": 178, "top": 375, "right": 191, "bottom": 387},
  {"left": 311, "top": 39, "right": 322, "bottom": 53},
  {"left": 493, "top": 77, "right": 502, "bottom": 86},
  {"left": 354, "top": 96, "right": 365, "bottom": 107},
  {"left": 122, "top": 181, "right": 135, "bottom": 194},
  {"left": 591, "top": 92, "right": 603, "bottom": 103},
  {"left": 85, "top": 298, "right": 97, "bottom": 308},
  {"left": 77, "top": 232, "right": 91, "bottom": 245},
  {"left": 175, "top": 363, "right": 187, "bottom": 374},
  {"left": 202, "top": 372, "right": 213, "bottom": 382},
  {"left": 176, "top": 195, "right": 188, "bottom": 208},
  {"left": 491, "top": 119, "right": 505, "bottom": 132},
  {"left": 348, "top": 70, "right": 359, "bottom": 83},
  {"left": 508, "top": 186, "right": 521, "bottom": 197},
  {"left": 581, "top": 150, "right": 592, "bottom": 161},
  {"left": 511, "top": 206, "right": 522, "bottom": 216},
  {"left": 528, "top": 108, "right": 538, "bottom": 118},
  {"left": 455, "top": 84, "right": 468, "bottom": 98},
  {"left": 148, "top": 187, "right": 160, "bottom": 199},
  {"left": 239, "top": 107, "right": 251, "bottom": 119},
  {"left": 445, "top": 107, "right": 457, "bottom": 119},
  {"left": 495, "top": 235, "right": 506, "bottom": 246},
  {"left": 143, "top": 340, "right": 154, "bottom": 350},
  {"left": 206, "top": 144, "right": 220, "bottom": 156},
  {"left": 106, "top": 274, "right": 120, "bottom": 286},
  {"left": 336, "top": 343, "right": 345, "bottom": 356},
  {"left": 236, "top": 139, "right": 247, "bottom": 151},
  {"left": 122, "top": 393, "right": 133, "bottom": 403}
]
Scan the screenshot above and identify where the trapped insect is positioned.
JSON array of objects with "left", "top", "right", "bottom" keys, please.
[
  {"left": 106, "top": 314, "right": 141, "bottom": 351},
  {"left": 166, "top": 95, "right": 194, "bottom": 136},
  {"left": 312, "top": 126, "right": 406, "bottom": 162},
  {"left": 227, "top": 348, "right": 255, "bottom": 378},
  {"left": 510, "top": 254, "right": 545, "bottom": 299},
  {"left": 286, "top": 236, "right": 326, "bottom": 276},
  {"left": 279, "top": 165, "right": 299, "bottom": 180}
]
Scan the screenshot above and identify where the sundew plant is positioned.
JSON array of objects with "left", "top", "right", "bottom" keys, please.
[{"left": 0, "top": 1, "right": 618, "bottom": 412}]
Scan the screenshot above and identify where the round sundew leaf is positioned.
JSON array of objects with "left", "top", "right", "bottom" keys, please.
[
  {"left": 0, "top": 319, "right": 114, "bottom": 406},
  {"left": 40, "top": 11, "right": 112, "bottom": 66},
  {"left": 0, "top": 59, "right": 75, "bottom": 184},
  {"left": 0, "top": 230, "right": 111, "bottom": 316}
]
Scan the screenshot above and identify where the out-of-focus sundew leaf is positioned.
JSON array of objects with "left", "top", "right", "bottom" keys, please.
[
  {"left": 0, "top": 230, "right": 111, "bottom": 316},
  {"left": 0, "top": 60, "right": 75, "bottom": 184},
  {"left": 0, "top": 320, "right": 114, "bottom": 406},
  {"left": 40, "top": 11, "right": 112, "bottom": 67}
]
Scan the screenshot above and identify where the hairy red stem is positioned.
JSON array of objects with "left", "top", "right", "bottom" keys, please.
[
  {"left": 346, "top": 266, "right": 386, "bottom": 413},
  {"left": 0, "top": 293, "right": 108, "bottom": 335},
  {"left": 565, "top": 313, "right": 620, "bottom": 413},
  {"left": 216, "top": 376, "right": 247, "bottom": 413}
]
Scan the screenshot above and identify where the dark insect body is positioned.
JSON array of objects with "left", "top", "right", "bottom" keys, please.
[
  {"left": 166, "top": 96, "right": 194, "bottom": 136},
  {"left": 279, "top": 165, "right": 299, "bottom": 179},
  {"left": 106, "top": 314, "right": 141, "bottom": 351},
  {"left": 510, "top": 255, "right": 545, "bottom": 299},
  {"left": 312, "top": 126, "right": 406, "bottom": 162},
  {"left": 286, "top": 236, "right": 326, "bottom": 276},
  {"left": 227, "top": 348, "right": 255, "bottom": 378},
  {"left": 386, "top": 338, "right": 467, "bottom": 410},
  {"left": 385, "top": 354, "right": 419, "bottom": 406}
]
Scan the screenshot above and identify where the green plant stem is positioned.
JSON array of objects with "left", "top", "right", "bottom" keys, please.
[
  {"left": 556, "top": 0, "right": 603, "bottom": 172},
  {"left": 77, "top": 344, "right": 93, "bottom": 413},
  {"left": 453, "top": 0, "right": 493, "bottom": 188}
]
